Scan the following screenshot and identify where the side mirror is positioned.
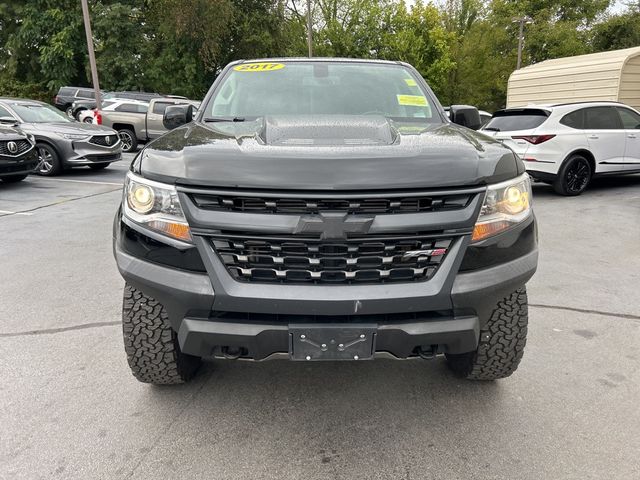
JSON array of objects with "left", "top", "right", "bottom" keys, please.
[
  {"left": 163, "top": 104, "right": 193, "bottom": 130},
  {"left": 0, "top": 116, "right": 18, "bottom": 126},
  {"left": 450, "top": 105, "right": 482, "bottom": 131}
]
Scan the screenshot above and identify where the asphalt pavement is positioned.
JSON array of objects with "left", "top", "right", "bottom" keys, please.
[{"left": 1, "top": 156, "right": 639, "bottom": 479}]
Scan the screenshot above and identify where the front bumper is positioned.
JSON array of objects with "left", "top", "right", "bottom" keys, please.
[
  {"left": 57, "top": 137, "right": 122, "bottom": 166},
  {"left": 0, "top": 148, "right": 39, "bottom": 176},
  {"left": 114, "top": 219, "right": 538, "bottom": 359}
]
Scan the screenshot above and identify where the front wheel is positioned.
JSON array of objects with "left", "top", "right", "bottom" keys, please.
[
  {"left": 117, "top": 129, "right": 138, "bottom": 153},
  {"left": 554, "top": 155, "right": 592, "bottom": 196},
  {"left": 446, "top": 288, "right": 528, "bottom": 380},
  {"left": 122, "top": 284, "right": 202, "bottom": 385},
  {"left": 36, "top": 144, "right": 62, "bottom": 176}
]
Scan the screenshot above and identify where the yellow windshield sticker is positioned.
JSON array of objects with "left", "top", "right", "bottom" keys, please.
[
  {"left": 404, "top": 78, "right": 417, "bottom": 87},
  {"left": 234, "top": 62, "right": 285, "bottom": 72},
  {"left": 397, "top": 94, "right": 428, "bottom": 107}
]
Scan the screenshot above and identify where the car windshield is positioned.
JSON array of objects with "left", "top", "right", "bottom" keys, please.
[
  {"left": 12, "top": 103, "right": 71, "bottom": 123},
  {"left": 206, "top": 61, "right": 441, "bottom": 123}
]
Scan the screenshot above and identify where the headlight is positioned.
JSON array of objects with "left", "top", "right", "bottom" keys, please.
[
  {"left": 472, "top": 173, "right": 532, "bottom": 242},
  {"left": 123, "top": 172, "right": 192, "bottom": 242},
  {"left": 62, "top": 133, "right": 90, "bottom": 140}
]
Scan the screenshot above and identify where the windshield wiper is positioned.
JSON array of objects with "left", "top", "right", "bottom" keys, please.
[
  {"left": 203, "top": 117, "right": 245, "bottom": 123},
  {"left": 483, "top": 127, "right": 501, "bottom": 132}
]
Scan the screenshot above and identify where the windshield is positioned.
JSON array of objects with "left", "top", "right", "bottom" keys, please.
[
  {"left": 206, "top": 61, "right": 440, "bottom": 123},
  {"left": 12, "top": 103, "right": 71, "bottom": 123}
]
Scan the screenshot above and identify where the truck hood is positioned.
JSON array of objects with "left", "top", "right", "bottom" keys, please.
[{"left": 137, "top": 116, "right": 522, "bottom": 190}]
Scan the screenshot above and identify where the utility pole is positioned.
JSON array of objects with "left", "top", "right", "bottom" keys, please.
[
  {"left": 513, "top": 16, "right": 533, "bottom": 70},
  {"left": 307, "top": 0, "right": 313, "bottom": 58},
  {"left": 80, "top": 0, "right": 102, "bottom": 111}
]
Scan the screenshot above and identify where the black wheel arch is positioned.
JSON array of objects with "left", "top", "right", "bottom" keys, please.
[
  {"left": 113, "top": 123, "right": 136, "bottom": 133},
  {"left": 562, "top": 149, "right": 596, "bottom": 176},
  {"left": 35, "top": 139, "right": 62, "bottom": 159}
]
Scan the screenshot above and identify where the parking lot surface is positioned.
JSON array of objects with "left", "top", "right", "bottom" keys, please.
[{"left": 1, "top": 156, "right": 639, "bottom": 479}]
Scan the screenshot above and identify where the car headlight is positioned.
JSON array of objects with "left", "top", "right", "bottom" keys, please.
[
  {"left": 62, "top": 133, "right": 90, "bottom": 140},
  {"left": 123, "top": 172, "right": 192, "bottom": 242},
  {"left": 472, "top": 173, "right": 532, "bottom": 242}
]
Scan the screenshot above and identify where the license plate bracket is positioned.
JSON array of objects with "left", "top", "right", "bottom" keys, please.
[{"left": 289, "top": 324, "right": 377, "bottom": 361}]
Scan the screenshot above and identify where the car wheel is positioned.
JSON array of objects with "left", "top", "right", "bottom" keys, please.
[
  {"left": 88, "top": 163, "right": 109, "bottom": 171},
  {"left": 2, "top": 174, "right": 28, "bottom": 183},
  {"left": 122, "top": 284, "right": 202, "bottom": 384},
  {"left": 117, "top": 129, "right": 138, "bottom": 153},
  {"left": 65, "top": 106, "right": 74, "bottom": 118},
  {"left": 36, "top": 144, "right": 62, "bottom": 176},
  {"left": 82, "top": 117, "right": 93, "bottom": 124},
  {"left": 445, "top": 288, "right": 528, "bottom": 380},
  {"left": 74, "top": 109, "right": 86, "bottom": 121},
  {"left": 554, "top": 155, "right": 592, "bottom": 196}
]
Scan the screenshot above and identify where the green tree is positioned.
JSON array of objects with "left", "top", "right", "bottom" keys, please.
[
  {"left": 379, "top": 1, "right": 455, "bottom": 97},
  {"left": 592, "top": 8, "right": 640, "bottom": 50}
]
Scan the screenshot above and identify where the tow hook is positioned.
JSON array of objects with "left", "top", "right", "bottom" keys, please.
[
  {"left": 417, "top": 346, "right": 438, "bottom": 360},
  {"left": 221, "top": 346, "right": 243, "bottom": 360}
]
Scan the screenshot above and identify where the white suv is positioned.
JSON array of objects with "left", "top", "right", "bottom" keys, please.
[{"left": 481, "top": 101, "right": 640, "bottom": 195}]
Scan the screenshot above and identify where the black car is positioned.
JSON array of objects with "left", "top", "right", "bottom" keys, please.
[
  {"left": 0, "top": 125, "right": 38, "bottom": 183},
  {"left": 70, "top": 91, "right": 163, "bottom": 120},
  {"left": 113, "top": 58, "right": 538, "bottom": 385},
  {"left": 0, "top": 98, "right": 122, "bottom": 175},
  {"left": 53, "top": 87, "right": 103, "bottom": 117}
]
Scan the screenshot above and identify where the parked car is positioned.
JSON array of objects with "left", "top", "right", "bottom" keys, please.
[
  {"left": 78, "top": 99, "right": 149, "bottom": 124},
  {"left": 0, "top": 98, "right": 122, "bottom": 176},
  {"left": 98, "top": 97, "right": 199, "bottom": 152},
  {"left": 53, "top": 87, "right": 104, "bottom": 118},
  {"left": 113, "top": 58, "right": 538, "bottom": 385},
  {"left": 482, "top": 101, "right": 640, "bottom": 195},
  {"left": 71, "top": 91, "right": 162, "bottom": 120},
  {"left": 0, "top": 125, "right": 38, "bottom": 183}
]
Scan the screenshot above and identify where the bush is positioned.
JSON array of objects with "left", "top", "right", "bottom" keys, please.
[{"left": 0, "top": 78, "right": 53, "bottom": 103}]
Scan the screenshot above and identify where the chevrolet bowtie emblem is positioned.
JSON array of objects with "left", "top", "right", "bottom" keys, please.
[{"left": 294, "top": 212, "right": 374, "bottom": 240}]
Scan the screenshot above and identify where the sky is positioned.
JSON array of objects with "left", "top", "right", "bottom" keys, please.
[{"left": 423, "top": 0, "right": 629, "bottom": 14}]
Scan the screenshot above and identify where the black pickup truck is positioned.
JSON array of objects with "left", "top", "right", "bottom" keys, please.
[{"left": 113, "top": 58, "right": 538, "bottom": 384}]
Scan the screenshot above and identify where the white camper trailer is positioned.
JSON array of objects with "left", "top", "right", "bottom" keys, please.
[{"left": 507, "top": 47, "right": 640, "bottom": 110}]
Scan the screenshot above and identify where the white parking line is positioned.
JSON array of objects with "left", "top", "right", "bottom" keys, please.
[
  {"left": 0, "top": 210, "right": 33, "bottom": 216},
  {"left": 33, "top": 177, "right": 123, "bottom": 186}
]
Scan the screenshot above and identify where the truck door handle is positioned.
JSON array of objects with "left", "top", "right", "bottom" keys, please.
[
  {"left": 588, "top": 134, "right": 599, "bottom": 139},
  {"left": 628, "top": 134, "right": 637, "bottom": 139}
]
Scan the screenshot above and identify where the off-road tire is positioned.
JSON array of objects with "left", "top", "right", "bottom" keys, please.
[
  {"left": 2, "top": 174, "right": 28, "bottom": 183},
  {"left": 553, "top": 154, "right": 592, "bottom": 196},
  {"left": 122, "top": 284, "right": 201, "bottom": 385},
  {"left": 88, "top": 163, "right": 109, "bottom": 171},
  {"left": 445, "top": 288, "right": 528, "bottom": 380}
]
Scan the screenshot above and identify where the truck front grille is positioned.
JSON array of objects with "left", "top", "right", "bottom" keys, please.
[
  {"left": 192, "top": 192, "right": 472, "bottom": 215},
  {"left": 211, "top": 234, "right": 453, "bottom": 284}
]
